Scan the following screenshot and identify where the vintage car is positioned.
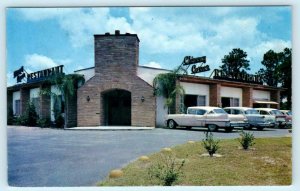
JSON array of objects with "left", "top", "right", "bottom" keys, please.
[
  {"left": 280, "top": 110, "right": 292, "bottom": 128},
  {"left": 255, "top": 108, "right": 287, "bottom": 128},
  {"left": 165, "top": 106, "right": 233, "bottom": 132},
  {"left": 224, "top": 107, "right": 271, "bottom": 130}
]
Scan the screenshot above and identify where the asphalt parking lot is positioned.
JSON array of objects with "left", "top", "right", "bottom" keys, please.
[{"left": 7, "top": 126, "right": 291, "bottom": 187}]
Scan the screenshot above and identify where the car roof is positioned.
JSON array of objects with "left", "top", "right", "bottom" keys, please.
[
  {"left": 224, "top": 107, "right": 254, "bottom": 110},
  {"left": 188, "top": 106, "right": 222, "bottom": 110},
  {"left": 280, "top": 110, "right": 290, "bottom": 112},
  {"left": 255, "top": 108, "right": 279, "bottom": 111}
]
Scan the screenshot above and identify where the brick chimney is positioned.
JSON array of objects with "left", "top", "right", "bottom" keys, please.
[{"left": 94, "top": 30, "right": 140, "bottom": 76}]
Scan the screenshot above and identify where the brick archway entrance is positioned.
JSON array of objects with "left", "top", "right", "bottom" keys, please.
[{"left": 102, "top": 89, "right": 131, "bottom": 126}]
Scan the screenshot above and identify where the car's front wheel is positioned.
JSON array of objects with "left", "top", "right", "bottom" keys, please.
[{"left": 168, "top": 120, "right": 177, "bottom": 129}]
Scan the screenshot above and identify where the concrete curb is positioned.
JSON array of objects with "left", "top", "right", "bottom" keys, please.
[{"left": 64, "top": 126, "right": 155, "bottom": 131}]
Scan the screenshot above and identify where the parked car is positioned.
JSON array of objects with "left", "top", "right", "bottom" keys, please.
[
  {"left": 255, "top": 108, "right": 287, "bottom": 128},
  {"left": 224, "top": 107, "right": 271, "bottom": 130},
  {"left": 280, "top": 110, "right": 292, "bottom": 128},
  {"left": 165, "top": 106, "right": 233, "bottom": 132}
]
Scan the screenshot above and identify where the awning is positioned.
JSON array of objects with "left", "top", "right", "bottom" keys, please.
[{"left": 253, "top": 100, "right": 279, "bottom": 105}]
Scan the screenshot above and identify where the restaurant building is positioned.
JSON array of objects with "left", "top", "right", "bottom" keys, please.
[{"left": 7, "top": 30, "right": 284, "bottom": 127}]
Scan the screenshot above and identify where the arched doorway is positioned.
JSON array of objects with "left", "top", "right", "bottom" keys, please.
[{"left": 102, "top": 89, "right": 131, "bottom": 126}]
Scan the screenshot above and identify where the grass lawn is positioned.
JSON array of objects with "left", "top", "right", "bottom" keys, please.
[{"left": 98, "top": 137, "right": 292, "bottom": 186}]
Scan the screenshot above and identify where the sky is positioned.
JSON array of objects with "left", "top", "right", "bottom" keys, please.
[{"left": 6, "top": 6, "right": 291, "bottom": 86}]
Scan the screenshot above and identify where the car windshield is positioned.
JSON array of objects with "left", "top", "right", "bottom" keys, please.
[
  {"left": 245, "top": 109, "right": 259, "bottom": 114},
  {"left": 287, "top": 111, "right": 292, "bottom": 115},
  {"left": 213, "top": 109, "right": 227, "bottom": 114},
  {"left": 270, "top": 110, "right": 282, "bottom": 115}
]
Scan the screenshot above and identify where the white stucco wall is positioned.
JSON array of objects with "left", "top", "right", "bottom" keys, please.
[
  {"left": 30, "top": 88, "right": 40, "bottom": 99},
  {"left": 253, "top": 90, "right": 270, "bottom": 100},
  {"left": 156, "top": 96, "right": 168, "bottom": 127},
  {"left": 137, "top": 66, "right": 170, "bottom": 86},
  {"left": 74, "top": 67, "right": 95, "bottom": 82},
  {"left": 220, "top": 86, "right": 243, "bottom": 106},
  {"left": 180, "top": 82, "right": 210, "bottom": 106},
  {"left": 12, "top": 91, "right": 20, "bottom": 115},
  {"left": 50, "top": 85, "right": 62, "bottom": 121}
]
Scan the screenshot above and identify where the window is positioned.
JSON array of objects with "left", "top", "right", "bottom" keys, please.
[
  {"left": 270, "top": 110, "right": 282, "bottom": 115},
  {"left": 221, "top": 97, "right": 240, "bottom": 107},
  {"left": 213, "top": 108, "right": 227, "bottom": 114},
  {"left": 53, "top": 95, "right": 65, "bottom": 116},
  {"left": 224, "top": 109, "right": 231, "bottom": 114},
  {"left": 184, "top": 95, "right": 206, "bottom": 108},
  {"left": 232, "top": 98, "right": 239, "bottom": 107},
  {"left": 232, "top": 109, "right": 243, "bottom": 115},
  {"left": 14, "top": 100, "right": 21, "bottom": 116},
  {"left": 260, "top": 110, "right": 269, "bottom": 115},
  {"left": 187, "top": 109, "right": 196, "bottom": 115},
  {"left": 197, "top": 96, "right": 206, "bottom": 106},
  {"left": 196, "top": 109, "right": 207, "bottom": 115},
  {"left": 245, "top": 109, "right": 259, "bottom": 114}
]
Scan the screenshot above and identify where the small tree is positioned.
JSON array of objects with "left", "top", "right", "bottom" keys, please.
[
  {"left": 23, "top": 101, "right": 39, "bottom": 126},
  {"left": 153, "top": 66, "right": 185, "bottom": 114},
  {"left": 40, "top": 74, "right": 85, "bottom": 128},
  {"left": 238, "top": 131, "right": 255, "bottom": 150},
  {"left": 202, "top": 131, "right": 220, "bottom": 157},
  {"left": 148, "top": 153, "right": 185, "bottom": 186}
]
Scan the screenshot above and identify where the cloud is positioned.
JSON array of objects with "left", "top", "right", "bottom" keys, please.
[
  {"left": 24, "top": 54, "right": 59, "bottom": 71},
  {"left": 17, "top": 8, "right": 74, "bottom": 21},
  {"left": 142, "top": 61, "right": 162, "bottom": 68},
  {"left": 16, "top": 7, "right": 291, "bottom": 75}
]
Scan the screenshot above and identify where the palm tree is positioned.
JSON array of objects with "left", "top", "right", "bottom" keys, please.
[
  {"left": 40, "top": 74, "right": 85, "bottom": 128},
  {"left": 153, "top": 66, "right": 186, "bottom": 114}
]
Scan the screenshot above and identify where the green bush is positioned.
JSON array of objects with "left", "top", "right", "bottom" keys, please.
[
  {"left": 202, "top": 131, "right": 220, "bottom": 157},
  {"left": 55, "top": 115, "right": 64, "bottom": 128},
  {"left": 37, "top": 117, "right": 51, "bottom": 128},
  {"left": 14, "top": 115, "right": 27, "bottom": 126},
  {"left": 23, "top": 102, "right": 39, "bottom": 126},
  {"left": 238, "top": 131, "right": 255, "bottom": 150},
  {"left": 148, "top": 153, "right": 185, "bottom": 186},
  {"left": 7, "top": 106, "right": 14, "bottom": 125}
]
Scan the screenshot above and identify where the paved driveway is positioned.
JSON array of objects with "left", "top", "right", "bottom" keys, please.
[{"left": 7, "top": 126, "right": 290, "bottom": 187}]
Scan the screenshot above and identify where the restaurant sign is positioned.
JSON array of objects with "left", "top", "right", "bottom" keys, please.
[
  {"left": 211, "top": 69, "right": 263, "bottom": 85},
  {"left": 27, "top": 65, "right": 64, "bottom": 83},
  {"left": 182, "top": 56, "right": 210, "bottom": 74}
]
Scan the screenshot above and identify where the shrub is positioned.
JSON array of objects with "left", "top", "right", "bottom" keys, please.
[
  {"left": 238, "top": 131, "right": 255, "bottom": 150},
  {"left": 23, "top": 102, "right": 39, "bottom": 126},
  {"left": 14, "top": 115, "right": 27, "bottom": 126},
  {"left": 37, "top": 117, "right": 51, "bottom": 128},
  {"left": 7, "top": 106, "right": 14, "bottom": 125},
  {"left": 148, "top": 153, "right": 185, "bottom": 186},
  {"left": 202, "top": 131, "right": 220, "bottom": 157}
]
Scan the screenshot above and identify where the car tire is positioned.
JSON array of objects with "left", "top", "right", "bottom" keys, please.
[
  {"left": 168, "top": 120, "right": 177, "bottom": 129},
  {"left": 207, "top": 124, "right": 218, "bottom": 132},
  {"left": 186, "top": 126, "right": 192, "bottom": 130},
  {"left": 244, "top": 125, "right": 252, "bottom": 130},
  {"left": 257, "top": 126, "right": 264, "bottom": 131}
]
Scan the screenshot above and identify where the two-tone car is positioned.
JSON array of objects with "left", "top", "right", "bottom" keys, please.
[
  {"left": 224, "top": 107, "right": 271, "bottom": 130},
  {"left": 255, "top": 108, "right": 287, "bottom": 128},
  {"left": 165, "top": 106, "right": 233, "bottom": 132},
  {"left": 280, "top": 110, "right": 292, "bottom": 128}
]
